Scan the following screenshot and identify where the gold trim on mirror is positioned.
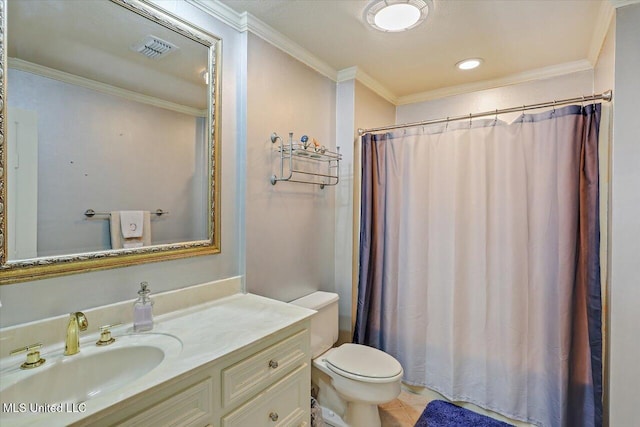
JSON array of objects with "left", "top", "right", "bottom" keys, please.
[{"left": 0, "top": 0, "right": 222, "bottom": 284}]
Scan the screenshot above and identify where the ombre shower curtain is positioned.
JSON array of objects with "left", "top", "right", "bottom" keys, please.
[{"left": 354, "top": 105, "right": 602, "bottom": 427}]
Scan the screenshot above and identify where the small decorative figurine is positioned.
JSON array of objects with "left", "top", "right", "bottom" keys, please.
[{"left": 301, "top": 135, "right": 309, "bottom": 149}]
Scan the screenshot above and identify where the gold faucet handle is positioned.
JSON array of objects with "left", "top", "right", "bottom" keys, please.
[
  {"left": 10, "top": 342, "right": 42, "bottom": 355},
  {"left": 75, "top": 312, "right": 88, "bottom": 331},
  {"left": 96, "top": 323, "right": 122, "bottom": 346},
  {"left": 10, "top": 343, "right": 46, "bottom": 369}
]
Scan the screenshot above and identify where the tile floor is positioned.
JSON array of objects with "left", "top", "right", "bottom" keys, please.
[{"left": 379, "top": 390, "right": 431, "bottom": 427}]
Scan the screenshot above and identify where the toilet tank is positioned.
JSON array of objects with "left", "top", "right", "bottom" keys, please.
[{"left": 290, "top": 291, "right": 339, "bottom": 358}]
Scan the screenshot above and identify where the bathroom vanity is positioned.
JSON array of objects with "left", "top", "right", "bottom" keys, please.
[{"left": 0, "top": 279, "right": 314, "bottom": 426}]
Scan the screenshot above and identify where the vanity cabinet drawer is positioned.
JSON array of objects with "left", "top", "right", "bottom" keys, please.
[
  {"left": 221, "top": 363, "right": 309, "bottom": 427},
  {"left": 117, "top": 378, "right": 213, "bottom": 427},
  {"left": 222, "top": 330, "right": 308, "bottom": 408}
]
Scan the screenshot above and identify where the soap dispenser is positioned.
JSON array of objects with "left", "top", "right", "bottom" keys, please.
[{"left": 133, "top": 281, "right": 154, "bottom": 332}]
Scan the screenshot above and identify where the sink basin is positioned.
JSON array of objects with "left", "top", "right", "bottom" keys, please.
[{"left": 0, "top": 333, "right": 182, "bottom": 411}]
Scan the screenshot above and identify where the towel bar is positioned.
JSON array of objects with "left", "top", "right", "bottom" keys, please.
[{"left": 84, "top": 209, "right": 169, "bottom": 218}]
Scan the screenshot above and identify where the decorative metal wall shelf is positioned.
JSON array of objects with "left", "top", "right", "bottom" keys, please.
[{"left": 270, "top": 132, "right": 341, "bottom": 189}]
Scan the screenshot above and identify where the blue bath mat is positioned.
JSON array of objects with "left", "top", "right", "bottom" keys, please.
[{"left": 414, "top": 400, "right": 514, "bottom": 427}]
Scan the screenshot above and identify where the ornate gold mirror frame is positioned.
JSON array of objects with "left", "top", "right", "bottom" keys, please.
[{"left": 0, "top": 0, "right": 221, "bottom": 285}]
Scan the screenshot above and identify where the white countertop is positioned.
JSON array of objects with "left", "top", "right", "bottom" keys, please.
[{"left": 0, "top": 292, "right": 315, "bottom": 426}]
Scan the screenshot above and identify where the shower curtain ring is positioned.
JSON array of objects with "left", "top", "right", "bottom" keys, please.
[
  {"left": 552, "top": 100, "right": 556, "bottom": 114},
  {"left": 469, "top": 113, "right": 473, "bottom": 128},
  {"left": 493, "top": 109, "right": 498, "bottom": 125},
  {"left": 445, "top": 117, "right": 449, "bottom": 130}
]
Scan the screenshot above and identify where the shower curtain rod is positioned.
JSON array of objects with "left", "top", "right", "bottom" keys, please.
[{"left": 357, "top": 89, "right": 612, "bottom": 135}]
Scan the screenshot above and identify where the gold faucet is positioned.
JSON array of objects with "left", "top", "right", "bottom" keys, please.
[{"left": 65, "top": 312, "right": 88, "bottom": 356}]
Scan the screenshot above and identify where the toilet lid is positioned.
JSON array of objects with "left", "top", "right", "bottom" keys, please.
[{"left": 325, "top": 344, "right": 403, "bottom": 381}]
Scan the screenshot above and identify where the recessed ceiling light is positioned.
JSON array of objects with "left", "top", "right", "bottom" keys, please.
[
  {"left": 456, "top": 58, "right": 483, "bottom": 70},
  {"left": 364, "top": 0, "right": 432, "bottom": 33}
]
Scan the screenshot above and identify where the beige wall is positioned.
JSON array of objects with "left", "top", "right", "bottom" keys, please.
[
  {"left": 609, "top": 4, "right": 640, "bottom": 425},
  {"left": 397, "top": 70, "right": 594, "bottom": 125},
  {"left": 594, "top": 18, "right": 615, "bottom": 95},
  {"left": 335, "top": 79, "right": 356, "bottom": 341},
  {"left": 335, "top": 80, "right": 395, "bottom": 342},
  {"left": 354, "top": 81, "right": 396, "bottom": 131},
  {"left": 245, "top": 34, "right": 337, "bottom": 302},
  {"left": 593, "top": 16, "right": 615, "bottom": 424}
]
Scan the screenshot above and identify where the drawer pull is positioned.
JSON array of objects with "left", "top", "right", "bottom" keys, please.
[
  {"left": 269, "top": 411, "right": 279, "bottom": 421},
  {"left": 269, "top": 359, "right": 279, "bottom": 369}
]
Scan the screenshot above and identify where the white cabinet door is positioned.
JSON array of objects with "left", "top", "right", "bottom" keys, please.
[
  {"left": 222, "top": 364, "right": 310, "bottom": 427},
  {"left": 222, "top": 330, "right": 308, "bottom": 408},
  {"left": 118, "top": 378, "right": 213, "bottom": 427}
]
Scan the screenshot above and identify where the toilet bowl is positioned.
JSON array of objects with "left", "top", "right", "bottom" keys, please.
[{"left": 290, "top": 292, "right": 403, "bottom": 427}]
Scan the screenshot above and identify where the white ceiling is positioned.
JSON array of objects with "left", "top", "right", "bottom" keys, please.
[{"left": 215, "top": 0, "right": 612, "bottom": 103}]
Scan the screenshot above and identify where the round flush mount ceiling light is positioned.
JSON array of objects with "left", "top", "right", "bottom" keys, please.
[
  {"left": 456, "top": 58, "right": 483, "bottom": 70},
  {"left": 364, "top": 0, "right": 432, "bottom": 33}
]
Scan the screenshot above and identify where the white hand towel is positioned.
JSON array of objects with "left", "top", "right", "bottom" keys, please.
[
  {"left": 110, "top": 211, "right": 151, "bottom": 249},
  {"left": 120, "top": 211, "right": 144, "bottom": 238}
]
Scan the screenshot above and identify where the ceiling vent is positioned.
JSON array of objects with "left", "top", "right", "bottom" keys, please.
[{"left": 131, "top": 35, "right": 178, "bottom": 60}]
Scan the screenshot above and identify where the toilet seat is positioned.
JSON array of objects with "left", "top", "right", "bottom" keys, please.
[{"left": 324, "top": 344, "right": 403, "bottom": 384}]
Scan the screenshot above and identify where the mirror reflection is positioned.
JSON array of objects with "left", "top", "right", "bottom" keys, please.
[{"left": 5, "top": 0, "right": 215, "bottom": 262}]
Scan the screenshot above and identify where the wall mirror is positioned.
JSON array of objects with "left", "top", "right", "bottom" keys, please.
[{"left": 0, "top": 0, "right": 221, "bottom": 284}]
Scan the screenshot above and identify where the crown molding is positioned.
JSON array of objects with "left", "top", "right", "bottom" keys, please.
[
  {"left": 9, "top": 58, "right": 207, "bottom": 117},
  {"left": 337, "top": 67, "right": 398, "bottom": 105},
  {"left": 336, "top": 66, "right": 358, "bottom": 82},
  {"left": 241, "top": 11, "right": 337, "bottom": 81},
  {"left": 396, "top": 59, "right": 594, "bottom": 106},
  {"left": 609, "top": 0, "right": 640, "bottom": 8},
  {"left": 588, "top": 1, "right": 615, "bottom": 65},
  {"left": 189, "top": 0, "right": 337, "bottom": 81},
  {"left": 185, "top": 0, "right": 244, "bottom": 31},
  {"left": 352, "top": 69, "right": 397, "bottom": 105}
]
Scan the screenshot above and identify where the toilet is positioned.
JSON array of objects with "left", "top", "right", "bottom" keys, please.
[{"left": 290, "top": 291, "right": 403, "bottom": 427}]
